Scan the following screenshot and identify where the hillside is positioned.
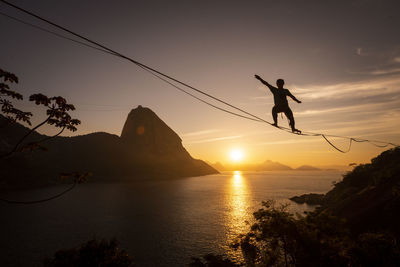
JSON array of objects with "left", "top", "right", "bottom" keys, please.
[
  {"left": 291, "top": 147, "right": 400, "bottom": 237},
  {"left": 0, "top": 106, "right": 218, "bottom": 188}
]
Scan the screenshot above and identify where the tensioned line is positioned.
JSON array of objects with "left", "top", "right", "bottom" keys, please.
[
  {"left": 1, "top": 0, "right": 399, "bottom": 154},
  {"left": 0, "top": 182, "right": 77, "bottom": 204}
]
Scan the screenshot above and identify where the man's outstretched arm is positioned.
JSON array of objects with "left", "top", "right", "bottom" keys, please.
[
  {"left": 254, "top": 74, "right": 275, "bottom": 92},
  {"left": 287, "top": 91, "right": 302, "bottom": 103}
]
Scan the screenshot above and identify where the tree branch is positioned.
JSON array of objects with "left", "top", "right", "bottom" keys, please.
[
  {"left": 0, "top": 115, "right": 50, "bottom": 158},
  {"left": 34, "top": 126, "right": 65, "bottom": 144},
  {"left": 0, "top": 181, "right": 76, "bottom": 204}
]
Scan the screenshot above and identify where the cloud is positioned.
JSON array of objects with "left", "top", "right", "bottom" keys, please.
[
  {"left": 255, "top": 123, "right": 400, "bottom": 147},
  {"left": 293, "top": 76, "right": 400, "bottom": 100},
  {"left": 367, "top": 68, "right": 400, "bottom": 75},
  {"left": 181, "top": 129, "right": 220, "bottom": 137},
  {"left": 243, "top": 75, "right": 400, "bottom": 149},
  {"left": 250, "top": 96, "right": 270, "bottom": 100},
  {"left": 276, "top": 76, "right": 400, "bottom": 146},
  {"left": 185, "top": 135, "right": 243, "bottom": 144},
  {"left": 296, "top": 97, "right": 400, "bottom": 117},
  {"left": 256, "top": 138, "right": 322, "bottom": 146},
  {"left": 184, "top": 75, "right": 400, "bottom": 150}
]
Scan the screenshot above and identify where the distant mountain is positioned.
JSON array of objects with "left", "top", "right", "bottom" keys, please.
[
  {"left": 120, "top": 106, "right": 191, "bottom": 160},
  {"left": 291, "top": 147, "right": 400, "bottom": 238},
  {"left": 257, "top": 160, "right": 292, "bottom": 171},
  {"left": 318, "top": 164, "right": 352, "bottom": 171},
  {"left": 0, "top": 106, "right": 217, "bottom": 188},
  {"left": 209, "top": 161, "right": 226, "bottom": 172},
  {"left": 212, "top": 161, "right": 346, "bottom": 172},
  {"left": 212, "top": 160, "right": 292, "bottom": 171},
  {"left": 295, "top": 165, "right": 321, "bottom": 171}
]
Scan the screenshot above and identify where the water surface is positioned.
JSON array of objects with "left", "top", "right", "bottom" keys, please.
[{"left": 0, "top": 170, "right": 342, "bottom": 266}]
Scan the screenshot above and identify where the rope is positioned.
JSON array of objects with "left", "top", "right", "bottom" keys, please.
[
  {"left": 137, "top": 65, "right": 264, "bottom": 123},
  {"left": 0, "top": 0, "right": 273, "bottom": 125},
  {"left": 322, "top": 135, "right": 353, "bottom": 153},
  {"left": 0, "top": 181, "right": 76, "bottom": 204},
  {"left": 0, "top": 11, "right": 116, "bottom": 56},
  {"left": 1, "top": 0, "right": 399, "bottom": 154},
  {"left": 0, "top": 8, "right": 265, "bottom": 123}
]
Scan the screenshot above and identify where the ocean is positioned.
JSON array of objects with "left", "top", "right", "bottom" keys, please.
[{"left": 0, "top": 170, "right": 343, "bottom": 266}]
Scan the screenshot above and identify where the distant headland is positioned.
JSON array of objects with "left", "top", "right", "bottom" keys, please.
[{"left": 0, "top": 106, "right": 218, "bottom": 188}]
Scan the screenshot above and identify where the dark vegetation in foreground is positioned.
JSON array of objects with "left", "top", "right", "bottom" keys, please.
[
  {"left": 291, "top": 147, "right": 400, "bottom": 237},
  {"left": 289, "top": 193, "right": 325, "bottom": 205},
  {"left": 190, "top": 147, "right": 400, "bottom": 266},
  {"left": 43, "top": 238, "right": 134, "bottom": 267},
  {"left": 0, "top": 68, "right": 89, "bottom": 199}
]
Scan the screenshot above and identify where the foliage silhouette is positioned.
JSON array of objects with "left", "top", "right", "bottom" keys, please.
[
  {"left": 193, "top": 200, "right": 399, "bottom": 267},
  {"left": 43, "top": 238, "right": 134, "bottom": 267},
  {"left": 232, "top": 201, "right": 351, "bottom": 267},
  {"left": 0, "top": 68, "right": 32, "bottom": 126},
  {"left": 0, "top": 68, "right": 80, "bottom": 159},
  {"left": 189, "top": 254, "right": 240, "bottom": 267},
  {"left": 0, "top": 69, "right": 85, "bottom": 202},
  {"left": 293, "top": 147, "right": 400, "bottom": 237}
]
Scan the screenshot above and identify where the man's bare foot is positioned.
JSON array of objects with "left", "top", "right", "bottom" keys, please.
[
  {"left": 272, "top": 123, "right": 278, "bottom": 127},
  {"left": 292, "top": 128, "right": 301, "bottom": 134}
]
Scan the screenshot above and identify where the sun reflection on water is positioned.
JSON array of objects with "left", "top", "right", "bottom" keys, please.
[
  {"left": 232, "top": 171, "right": 243, "bottom": 186},
  {"left": 224, "top": 171, "right": 252, "bottom": 261}
]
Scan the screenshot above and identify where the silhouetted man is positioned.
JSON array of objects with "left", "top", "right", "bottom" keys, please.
[{"left": 255, "top": 74, "right": 301, "bottom": 133}]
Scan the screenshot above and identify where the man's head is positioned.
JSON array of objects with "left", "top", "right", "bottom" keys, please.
[{"left": 276, "top": 79, "right": 284, "bottom": 88}]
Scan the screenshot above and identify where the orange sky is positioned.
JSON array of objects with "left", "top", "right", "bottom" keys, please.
[{"left": 2, "top": 1, "right": 400, "bottom": 167}]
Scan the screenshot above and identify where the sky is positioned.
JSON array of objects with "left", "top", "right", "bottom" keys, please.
[{"left": 1, "top": 0, "right": 400, "bottom": 167}]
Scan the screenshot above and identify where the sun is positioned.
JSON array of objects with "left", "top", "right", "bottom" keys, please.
[{"left": 230, "top": 149, "right": 244, "bottom": 162}]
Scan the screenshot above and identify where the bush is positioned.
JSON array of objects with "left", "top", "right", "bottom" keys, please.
[{"left": 43, "top": 238, "right": 134, "bottom": 267}]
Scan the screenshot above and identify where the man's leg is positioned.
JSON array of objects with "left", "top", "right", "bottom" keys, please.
[
  {"left": 284, "top": 108, "right": 296, "bottom": 131},
  {"left": 272, "top": 106, "right": 278, "bottom": 126}
]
